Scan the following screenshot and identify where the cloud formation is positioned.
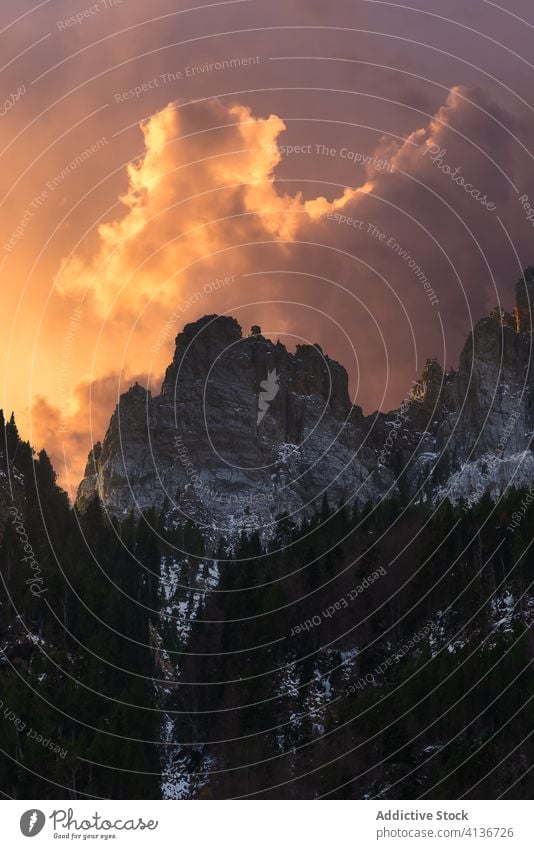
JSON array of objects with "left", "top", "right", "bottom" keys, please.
[
  {"left": 34, "top": 85, "right": 534, "bottom": 492},
  {"left": 55, "top": 99, "right": 305, "bottom": 314}
]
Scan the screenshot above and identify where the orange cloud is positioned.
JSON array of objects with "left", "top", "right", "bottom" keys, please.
[{"left": 53, "top": 97, "right": 374, "bottom": 320}]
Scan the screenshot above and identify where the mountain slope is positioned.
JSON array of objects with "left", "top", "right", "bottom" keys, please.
[{"left": 78, "top": 271, "right": 534, "bottom": 525}]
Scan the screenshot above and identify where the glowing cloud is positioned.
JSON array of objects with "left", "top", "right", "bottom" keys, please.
[{"left": 54, "top": 98, "right": 374, "bottom": 318}]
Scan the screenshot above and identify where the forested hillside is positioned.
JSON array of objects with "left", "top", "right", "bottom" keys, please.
[
  {"left": 1, "top": 412, "right": 533, "bottom": 799},
  {"left": 0, "top": 412, "right": 160, "bottom": 798}
]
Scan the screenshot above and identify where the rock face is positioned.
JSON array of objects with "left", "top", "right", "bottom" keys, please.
[
  {"left": 408, "top": 272, "right": 534, "bottom": 504},
  {"left": 77, "top": 272, "right": 534, "bottom": 525},
  {"left": 77, "top": 314, "right": 394, "bottom": 532},
  {"left": 515, "top": 266, "right": 534, "bottom": 334}
]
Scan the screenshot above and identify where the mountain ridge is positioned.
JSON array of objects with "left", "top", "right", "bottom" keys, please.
[{"left": 77, "top": 269, "right": 534, "bottom": 528}]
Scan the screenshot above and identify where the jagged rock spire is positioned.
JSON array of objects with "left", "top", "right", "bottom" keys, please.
[{"left": 514, "top": 267, "right": 534, "bottom": 334}]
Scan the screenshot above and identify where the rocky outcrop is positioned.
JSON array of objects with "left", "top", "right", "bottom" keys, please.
[
  {"left": 77, "top": 314, "right": 394, "bottom": 532},
  {"left": 514, "top": 266, "right": 534, "bottom": 334},
  {"left": 77, "top": 271, "right": 534, "bottom": 525},
  {"left": 423, "top": 277, "right": 534, "bottom": 502}
]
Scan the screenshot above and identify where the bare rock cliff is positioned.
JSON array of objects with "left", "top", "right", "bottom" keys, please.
[{"left": 77, "top": 271, "right": 534, "bottom": 524}]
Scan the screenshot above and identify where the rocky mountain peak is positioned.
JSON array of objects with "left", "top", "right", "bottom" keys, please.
[
  {"left": 77, "top": 314, "right": 385, "bottom": 529},
  {"left": 161, "top": 313, "right": 351, "bottom": 419},
  {"left": 77, "top": 272, "right": 534, "bottom": 526},
  {"left": 514, "top": 267, "right": 534, "bottom": 334},
  {"left": 412, "top": 357, "right": 444, "bottom": 407}
]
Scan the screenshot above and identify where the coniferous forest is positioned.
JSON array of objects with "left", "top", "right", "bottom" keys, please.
[{"left": 1, "top": 411, "right": 533, "bottom": 799}]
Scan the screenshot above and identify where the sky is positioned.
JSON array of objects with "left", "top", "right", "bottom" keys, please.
[{"left": 2, "top": 0, "right": 534, "bottom": 497}]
